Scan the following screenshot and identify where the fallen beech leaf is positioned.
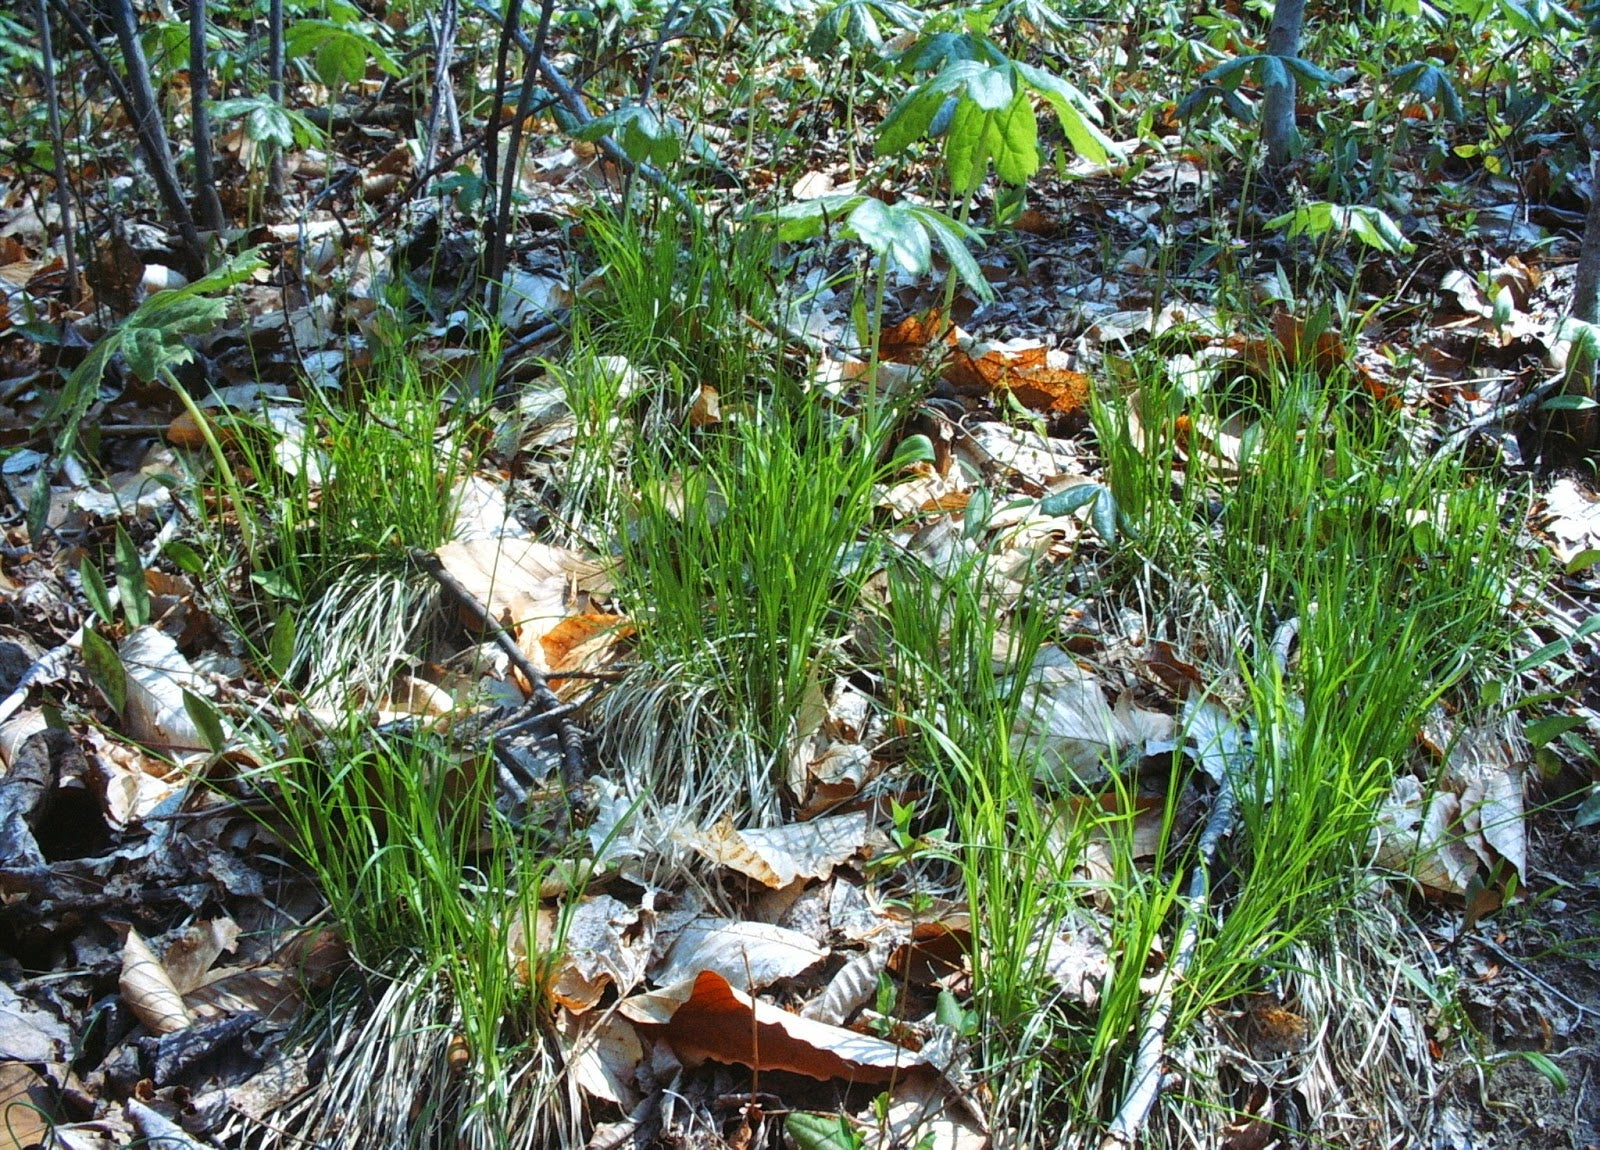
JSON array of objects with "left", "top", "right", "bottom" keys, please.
[
  {"left": 688, "top": 812, "right": 872, "bottom": 888},
  {"left": 120, "top": 930, "right": 192, "bottom": 1035},
  {"left": 1010, "top": 661, "right": 1174, "bottom": 786},
  {"left": 620, "top": 969, "right": 934, "bottom": 1082},
  {"left": 540, "top": 895, "right": 653, "bottom": 1011},
  {"left": 1372, "top": 775, "right": 1479, "bottom": 895},
  {"left": 654, "top": 917, "right": 827, "bottom": 990},
  {"left": 434, "top": 538, "right": 615, "bottom": 673},
  {"left": 942, "top": 338, "right": 1091, "bottom": 414},
  {"left": 119, "top": 626, "right": 209, "bottom": 751},
  {"left": 0, "top": 1062, "right": 54, "bottom": 1150},
  {"left": 559, "top": 1010, "right": 643, "bottom": 1108},
  {"left": 540, "top": 613, "right": 628, "bottom": 675},
  {"left": 801, "top": 946, "right": 887, "bottom": 1025},
  {"left": 689, "top": 383, "right": 721, "bottom": 428},
  {"left": 878, "top": 310, "right": 949, "bottom": 364}
]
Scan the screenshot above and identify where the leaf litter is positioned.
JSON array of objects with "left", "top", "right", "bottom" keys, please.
[{"left": 1, "top": 11, "right": 1598, "bottom": 1150}]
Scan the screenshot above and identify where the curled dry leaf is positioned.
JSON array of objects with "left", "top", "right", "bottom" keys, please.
[
  {"left": 687, "top": 811, "right": 873, "bottom": 888},
  {"left": 801, "top": 945, "right": 888, "bottom": 1026},
  {"left": 559, "top": 1009, "right": 644, "bottom": 1109},
  {"left": 653, "top": 917, "right": 828, "bottom": 991},
  {"left": 120, "top": 930, "right": 193, "bottom": 1036},
  {"left": 620, "top": 969, "right": 935, "bottom": 1083},
  {"left": 1010, "top": 658, "right": 1174, "bottom": 787}
]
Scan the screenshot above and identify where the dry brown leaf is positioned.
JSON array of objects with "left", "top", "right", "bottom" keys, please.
[
  {"left": 1011, "top": 659, "right": 1175, "bottom": 786},
  {"left": 653, "top": 917, "right": 828, "bottom": 991},
  {"left": 559, "top": 1010, "right": 644, "bottom": 1109},
  {"left": 119, "top": 930, "right": 192, "bottom": 1035},
  {"left": 943, "top": 338, "right": 1091, "bottom": 414},
  {"left": 118, "top": 626, "right": 209, "bottom": 752},
  {"left": 620, "top": 969, "right": 935, "bottom": 1082},
  {"left": 689, "top": 383, "right": 722, "bottom": 428},
  {"left": 538, "top": 895, "right": 654, "bottom": 1011},
  {"left": 434, "top": 538, "right": 616, "bottom": 673},
  {"left": 688, "top": 812, "right": 873, "bottom": 888},
  {"left": 878, "top": 310, "right": 949, "bottom": 364},
  {"left": 540, "top": 613, "right": 629, "bottom": 675},
  {"left": 0, "top": 1062, "right": 53, "bottom": 1150}
]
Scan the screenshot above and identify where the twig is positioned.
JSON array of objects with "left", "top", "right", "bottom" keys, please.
[
  {"left": 1431, "top": 371, "right": 1565, "bottom": 462},
  {"left": 407, "top": 548, "right": 587, "bottom": 797},
  {"left": 1100, "top": 759, "right": 1241, "bottom": 1149}
]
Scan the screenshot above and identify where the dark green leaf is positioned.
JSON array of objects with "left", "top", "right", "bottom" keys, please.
[
  {"left": 115, "top": 528, "right": 150, "bottom": 629},
  {"left": 1577, "top": 786, "right": 1600, "bottom": 828},
  {"left": 162, "top": 541, "right": 206, "bottom": 576},
  {"left": 269, "top": 606, "right": 298, "bottom": 678},
  {"left": 81, "top": 629, "right": 127, "bottom": 715},
  {"left": 1524, "top": 714, "right": 1587, "bottom": 748},
  {"left": 80, "top": 558, "right": 115, "bottom": 625},
  {"left": 182, "top": 688, "right": 227, "bottom": 754}
]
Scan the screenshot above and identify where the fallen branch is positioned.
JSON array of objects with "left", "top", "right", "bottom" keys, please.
[{"left": 408, "top": 548, "right": 588, "bottom": 797}]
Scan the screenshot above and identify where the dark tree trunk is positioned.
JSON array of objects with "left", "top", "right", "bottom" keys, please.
[
  {"left": 36, "top": 0, "right": 80, "bottom": 303},
  {"left": 189, "top": 0, "right": 226, "bottom": 233},
  {"left": 106, "top": 0, "right": 206, "bottom": 265},
  {"left": 1261, "top": 0, "right": 1308, "bottom": 176}
]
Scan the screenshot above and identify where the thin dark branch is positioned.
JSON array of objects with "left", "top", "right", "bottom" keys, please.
[
  {"left": 36, "top": 0, "right": 79, "bottom": 304},
  {"left": 408, "top": 547, "right": 589, "bottom": 798},
  {"left": 189, "top": 0, "right": 226, "bottom": 233}
]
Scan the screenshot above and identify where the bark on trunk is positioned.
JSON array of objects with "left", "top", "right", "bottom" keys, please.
[
  {"left": 107, "top": 0, "right": 206, "bottom": 265},
  {"left": 1261, "top": 0, "right": 1308, "bottom": 176},
  {"left": 189, "top": 0, "right": 226, "bottom": 234}
]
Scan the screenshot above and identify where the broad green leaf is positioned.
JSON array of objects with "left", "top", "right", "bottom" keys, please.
[
  {"left": 1259, "top": 54, "right": 1290, "bottom": 93},
  {"left": 1281, "top": 56, "right": 1337, "bottom": 86},
  {"left": 964, "top": 484, "right": 993, "bottom": 538},
  {"left": 1524, "top": 714, "right": 1588, "bottom": 748},
  {"left": 885, "top": 433, "right": 937, "bottom": 471},
  {"left": 786, "top": 1113, "right": 862, "bottom": 1150},
  {"left": 114, "top": 528, "right": 150, "bottom": 629},
  {"left": 182, "top": 688, "right": 228, "bottom": 754},
  {"left": 897, "top": 31, "right": 1006, "bottom": 72},
  {"left": 876, "top": 85, "right": 947, "bottom": 155},
  {"left": 1578, "top": 786, "right": 1600, "bottom": 828},
  {"left": 943, "top": 100, "right": 991, "bottom": 194},
  {"left": 80, "top": 558, "right": 115, "bottom": 625},
  {"left": 81, "top": 629, "right": 127, "bottom": 715},
  {"left": 964, "top": 63, "right": 1015, "bottom": 112},
  {"left": 1015, "top": 63, "right": 1115, "bottom": 165},
  {"left": 269, "top": 607, "right": 298, "bottom": 678},
  {"left": 991, "top": 90, "right": 1040, "bottom": 185},
  {"left": 847, "top": 198, "right": 931, "bottom": 276},
  {"left": 1199, "top": 55, "right": 1260, "bottom": 87},
  {"left": 911, "top": 207, "right": 991, "bottom": 301},
  {"left": 285, "top": 20, "right": 400, "bottom": 88}
]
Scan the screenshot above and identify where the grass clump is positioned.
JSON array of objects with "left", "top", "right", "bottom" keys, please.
[{"left": 251, "top": 720, "right": 570, "bottom": 1150}]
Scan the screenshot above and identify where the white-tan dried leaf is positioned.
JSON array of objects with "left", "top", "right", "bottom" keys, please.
[
  {"left": 653, "top": 917, "right": 827, "bottom": 991},
  {"left": 559, "top": 1009, "right": 643, "bottom": 1108},
  {"left": 120, "top": 930, "right": 192, "bottom": 1035},
  {"left": 801, "top": 946, "right": 889, "bottom": 1025},
  {"left": 687, "top": 812, "right": 872, "bottom": 888}
]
